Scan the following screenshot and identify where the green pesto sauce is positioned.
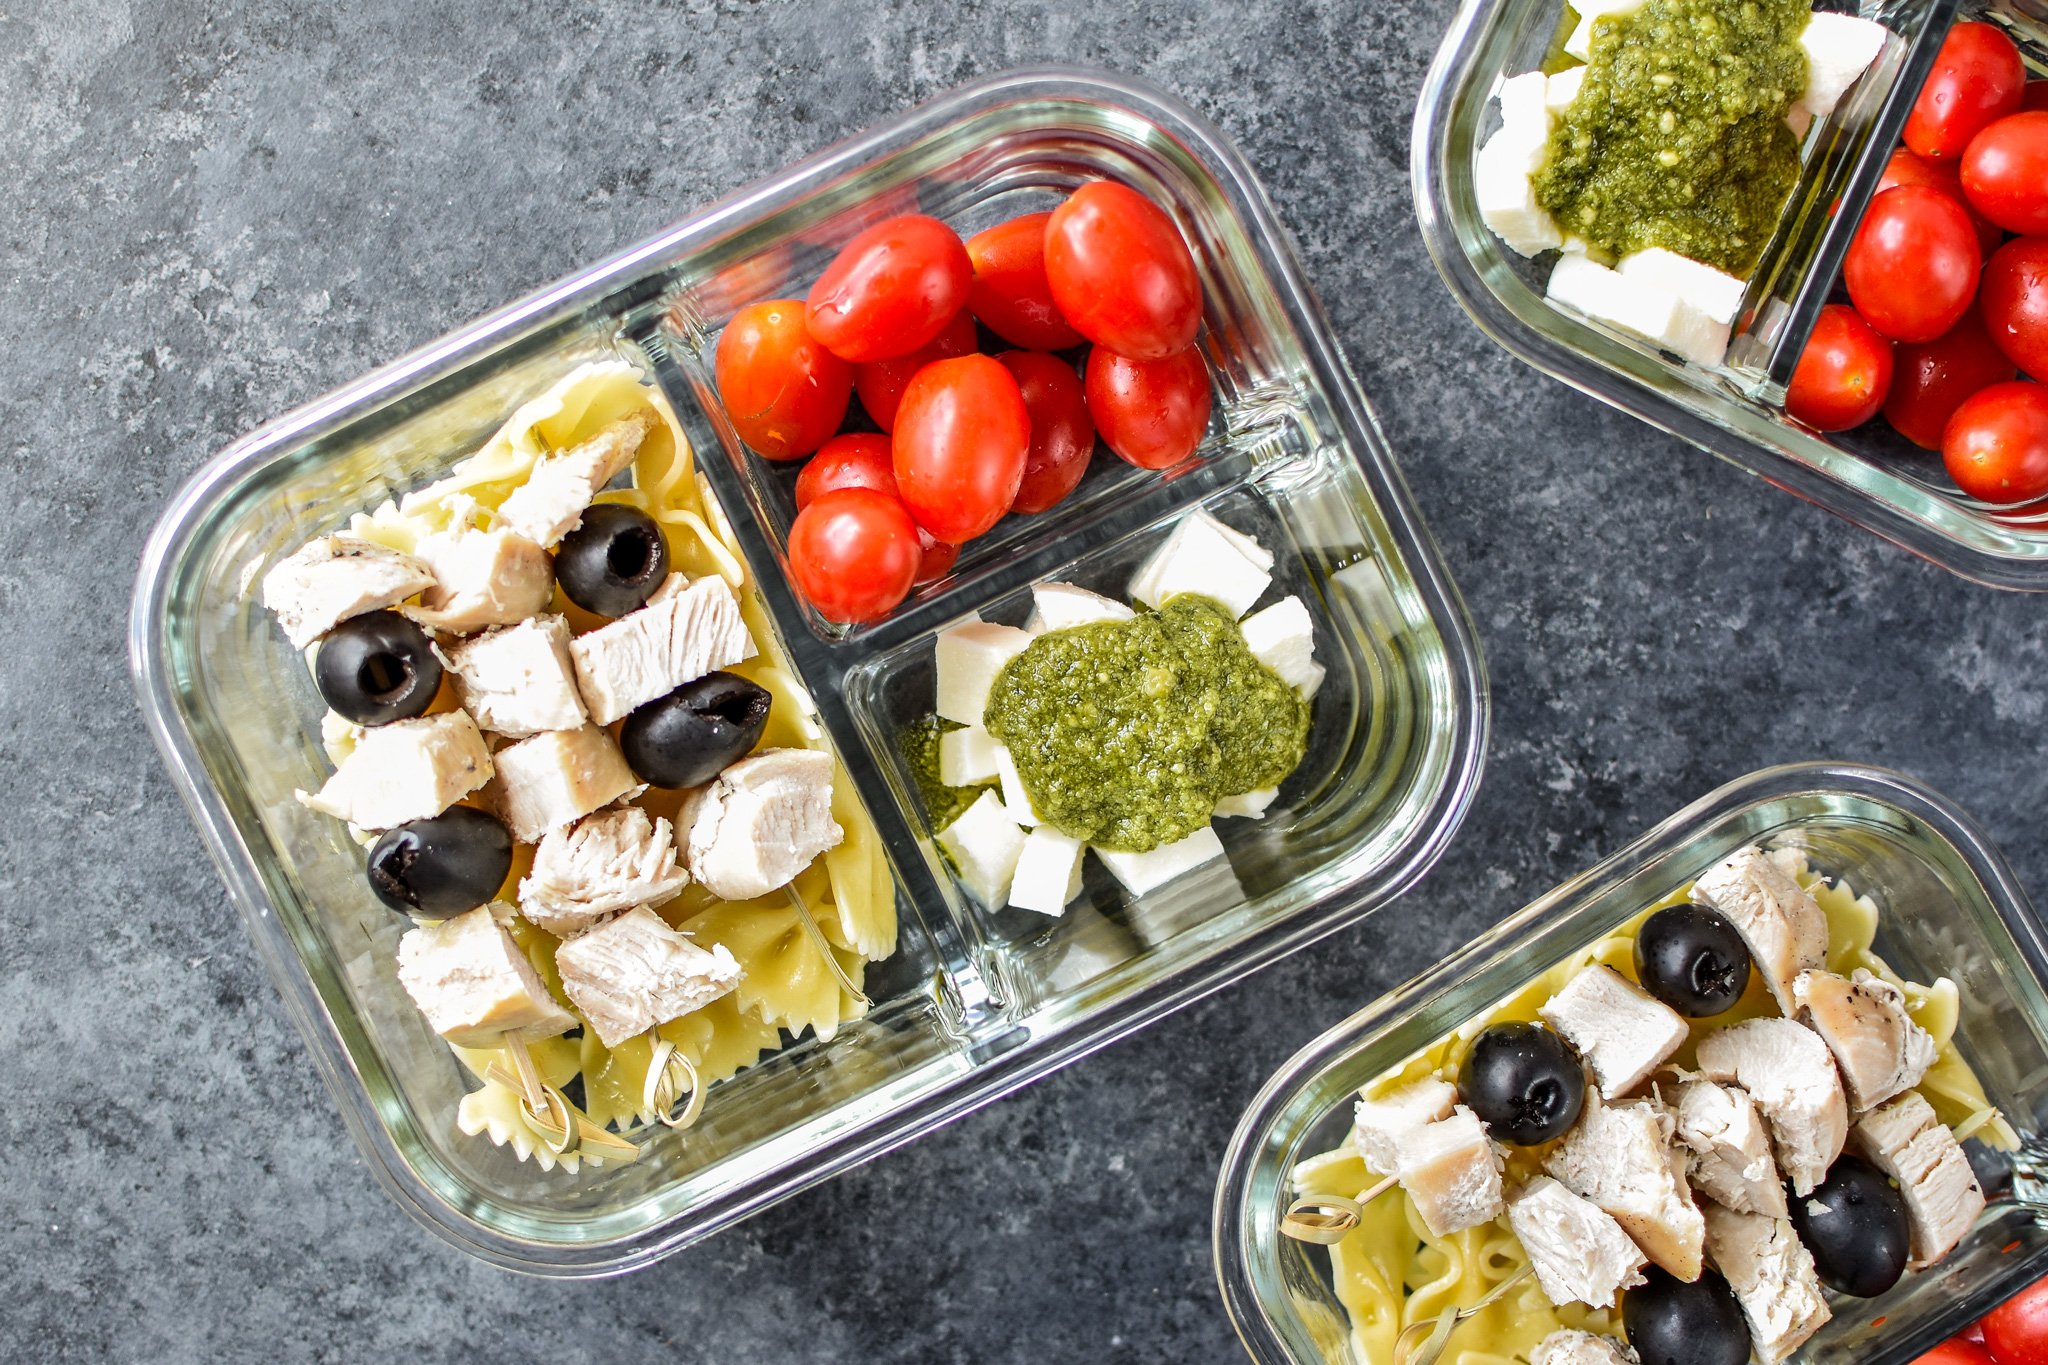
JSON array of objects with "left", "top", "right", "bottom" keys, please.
[
  {"left": 903, "top": 714, "right": 995, "bottom": 831},
  {"left": 982, "top": 595, "right": 1310, "bottom": 853},
  {"left": 1533, "top": 0, "right": 1808, "bottom": 276}
]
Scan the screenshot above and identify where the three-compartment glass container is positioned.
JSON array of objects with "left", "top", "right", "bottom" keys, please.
[
  {"left": 1417, "top": 0, "right": 2048, "bottom": 588},
  {"left": 1214, "top": 762, "right": 2048, "bottom": 1364},
  {"left": 128, "top": 68, "right": 1487, "bottom": 1275}
]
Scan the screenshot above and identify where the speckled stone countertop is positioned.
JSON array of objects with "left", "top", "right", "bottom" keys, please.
[{"left": 4, "top": 2, "right": 2043, "bottom": 1360}]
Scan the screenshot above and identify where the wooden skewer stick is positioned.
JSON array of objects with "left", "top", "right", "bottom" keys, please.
[
  {"left": 1393, "top": 1265, "right": 1534, "bottom": 1365},
  {"left": 1279, "top": 1173, "right": 1400, "bottom": 1244}
]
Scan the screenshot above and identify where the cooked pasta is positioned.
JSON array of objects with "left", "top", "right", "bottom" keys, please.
[{"left": 1291, "top": 854, "right": 2010, "bottom": 1363}]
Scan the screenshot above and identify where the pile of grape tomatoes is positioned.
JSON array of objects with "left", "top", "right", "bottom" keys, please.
[
  {"left": 1787, "top": 21, "right": 2048, "bottom": 509},
  {"left": 712, "top": 181, "right": 1213, "bottom": 624},
  {"left": 1916, "top": 1268, "right": 2048, "bottom": 1364}
]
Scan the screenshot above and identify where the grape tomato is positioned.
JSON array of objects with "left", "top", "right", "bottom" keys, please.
[
  {"left": 1961, "top": 112, "right": 2048, "bottom": 236},
  {"left": 965, "top": 213, "right": 1086, "bottom": 351},
  {"left": 1787, "top": 304, "right": 1894, "bottom": 432},
  {"left": 892, "top": 354, "right": 1031, "bottom": 543},
  {"left": 786, "top": 488, "right": 922, "bottom": 624},
  {"left": 715, "top": 299, "right": 853, "bottom": 461},
  {"left": 794, "top": 434, "right": 897, "bottom": 511},
  {"left": 853, "top": 310, "right": 978, "bottom": 431},
  {"left": 1085, "top": 346, "right": 1212, "bottom": 471},
  {"left": 1904, "top": 21, "right": 2027, "bottom": 162},
  {"left": 1845, "top": 186, "right": 1984, "bottom": 342},
  {"left": 1984, "top": 1271, "right": 2048, "bottom": 1365},
  {"left": 805, "top": 214, "right": 972, "bottom": 363},
  {"left": 1044, "top": 181, "right": 1203, "bottom": 360},
  {"left": 1879, "top": 146, "right": 2005, "bottom": 255},
  {"left": 1943, "top": 380, "right": 2048, "bottom": 504},
  {"left": 1885, "top": 306, "right": 2018, "bottom": 450},
  {"left": 1981, "top": 237, "right": 2048, "bottom": 380},
  {"left": 998, "top": 350, "right": 1095, "bottom": 515}
]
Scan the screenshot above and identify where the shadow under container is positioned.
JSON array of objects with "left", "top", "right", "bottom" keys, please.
[
  {"left": 129, "top": 69, "right": 1487, "bottom": 1276},
  {"left": 1417, "top": 0, "right": 2048, "bottom": 589},
  {"left": 1214, "top": 761, "right": 2048, "bottom": 1363}
]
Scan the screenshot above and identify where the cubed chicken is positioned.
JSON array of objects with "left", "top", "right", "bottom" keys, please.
[
  {"left": 1690, "top": 846, "right": 1830, "bottom": 1012},
  {"left": 395, "top": 902, "right": 578, "bottom": 1046},
  {"left": 1239, "top": 596, "right": 1323, "bottom": 699},
  {"left": 1672, "top": 1078, "right": 1788, "bottom": 1219},
  {"left": 517, "top": 806, "right": 689, "bottom": 938},
  {"left": 570, "top": 574, "right": 757, "bottom": 726},
  {"left": 1094, "top": 825, "right": 1227, "bottom": 896},
  {"left": 682, "top": 748, "right": 843, "bottom": 901},
  {"left": 1128, "top": 511, "right": 1274, "bottom": 619},
  {"left": 552, "top": 905, "right": 742, "bottom": 1048},
  {"left": 297, "top": 709, "right": 493, "bottom": 831},
  {"left": 1352, "top": 1077, "right": 1458, "bottom": 1175},
  {"left": 1025, "top": 581, "right": 1133, "bottom": 633},
  {"left": 936, "top": 789, "right": 1027, "bottom": 906},
  {"left": 1702, "top": 1203, "right": 1832, "bottom": 1365},
  {"left": 1533, "top": 1330, "right": 1640, "bottom": 1365},
  {"left": 496, "top": 412, "right": 651, "bottom": 549},
  {"left": 1007, "top": 825, "right": 1085, "bottom": 918},
  {"left": 1396, "top": 1105, "right": 1505, "bottom": 1238},
  {"left": 405, "top": 522, "right": 553, "bottom": 634},
  {"left": 261, "top": 535, "right": 437, "bottom": 648},
  {"left": 1545, "top": 1096, "right": 1705, "bottom": 1281},
  {"left": 933, "top": 622, "right": 1035, "bottom": 726},
  {"left": 442, "top": 615, "right": 588, "bottom": 738},
  {"left": 1539, "top": 964, "right": 1688, "bottom": 1099},
  {"left": 1508, "top": 1176, "right": 1649, "bottom": 1309},
  {"left": 1695, "top": 1018, "right": 1847, "bottom": 1197},
  {"left": 1850, "top": 1091, "right": 1986, "bottom": 1270},
  {"left": 489, "top": 725, "right": 641, "bottom": 844},
  {"left": 1792, "top": 969, "right": 1938, "bottom": 1113}
]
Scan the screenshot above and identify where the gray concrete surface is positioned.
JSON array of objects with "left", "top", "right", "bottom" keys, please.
[{"left": 3, "top": 1, "right": 2043, "bottom": 1360}]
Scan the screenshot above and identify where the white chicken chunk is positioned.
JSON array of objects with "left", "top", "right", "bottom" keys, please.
[
  {"left": 682, "top": 748, "right": 843, "bottom": 901},
  {"left": 405, "top": 522, "right": 553, "bottom": 633},
  {"left": 496, "top": 412, "right": 651, "bottom": 549},
  {"left": 1702, "top": 1203, "right": 1832, "bottom": 1365},
  {"left": 570, "top": 573, "right": 757, "bottom": 726},
  {"left": 1507, "top": 1176, "right": 1649, "bottom": 1309},
  {"left": 1793, "top": 968, "right": 1938, "bottom": 1113},
  {"left": 1695, "top": 1018, "right": 1847, "bottom": 1197},
  {"left": 489, "top": 726, "right": 641, "bottom": 844},
  {"left": 296, "top": 710, "right": 493, "bottom": 831},
  {"left": 1352, "top": 1076, "right": 1457, "bottom": 1175},
  {"left": 1396, "top": 1105, "right": 1505, "bottom": 1238},
  {"left": 1672, "top": 1078, "right": 1788, "bottom": 1219},
  {"left": 1540, "top": 964, "right": 1688, "bottom": 1099},
  {"left": 442, "top": 615, "right": 588, "bottom": 738},
  {"left": 553, "top": 905, "right": 742, "bottom": 1048},
  {"left": 1545, "top": 1096, "right": 1705, "bottom": 1282},
  {"left": 395, "top": 902, "right": 577, "bottom": 1046},
  {"left": 1533, "top": 1330, "right": 1640, "bottom": 1365},
  {"left": 1690, "top": 846, "right": 1829, "bottom": 1011},
  {"left": 261, "top": 535, "right": 436, "bottom": 648},
  {"left": 517, "top": 806, "right": 689, "bottom": 939},
  {"left": 1850, "top": 1091, "right": 1986, "bottom": 1270}
]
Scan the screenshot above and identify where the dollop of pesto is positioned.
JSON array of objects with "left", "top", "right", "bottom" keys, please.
[
  {"left": 903, "top": 714, "right": 994, "bottom": 831},
  {"left": 983, "top": 595, "right": 1310, "bottom": 853},
  {"left": 1533, "top": 0, "right": 1809, "bottom": 276}
]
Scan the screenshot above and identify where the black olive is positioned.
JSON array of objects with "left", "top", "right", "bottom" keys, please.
[
  {"left": 1623, "top": 1266, "right": 1751, "bottom": 1365},
  {"left": 556, "top": 504, "right": 669, "bottom": 617},
  {"left": 315, "top": 610, "right": 444, "bottom": 726},
  {"left": 1635, "top": 903, "right": 1753, "bottom": 1017},
  {"left": 620, "top": 671, "right": 772, "bottom": 788},
  {"left": 1456, "top": 1021, "right": 1586, "bottom": 1146},
  {"left": 366, "top": 807, "right": 514, "bottom": 918},
  {"left": 1789, "top": 1156, "right": 1911, "bottom": 1297}
]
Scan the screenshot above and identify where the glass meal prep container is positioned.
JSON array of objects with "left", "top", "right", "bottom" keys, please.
[
  {"left": 1213, "top": 761, "right": 2048, "bottom": 1365},
  {"left": 127, "top": 68, "right": 1487, "bottom": 1276},
  {"left": 1416, "top": 0, "right": 2048, "bottom": 589}
]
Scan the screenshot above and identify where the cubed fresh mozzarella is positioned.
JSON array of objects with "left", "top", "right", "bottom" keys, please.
[
  {"left": 934, "top": 622, "right": 1035, "bottom": 726},
  {"left": 1544, "top": 66, "right": 1586, "bottom": 116},
  {"left": 938, "top": 726, "right": 1005, "bottom": 787},
  {"left": 1615, "top": 248, "right": 1749, "bottom": 327},
  {"left": 1477, "top": 129, "right": 1564, "bottom": 257},
  {"left": 1239, "top": 595, "right": 1322, "bottom": 698},
  {"left": 1213, "top": 787, "right": 1278, "bottom": 819},
  {"left": 937, "top": 790, "right": 1029, "bottom": 906},
  {"left": 1497, "top": 69, "right": 1552, "bottom": 140},
  {"left": 993, "top": 744, "right": 1043, "bottom": 826},
  {"left": 1094, "top": 825, "right": 1226, "bottom": 896},
  {"left": 1564, "top": 0, "right": 1646, "bottom": 61},
  {"left": 1128, "top": 512, "right": 1273, "bottom": 618},
  {"left": 1546, "top": 253, "right": 1732, "bottom": 367},
  {"left": 1799, "top": 13, "right": 1889, "bottom": 123},
  {"left": 1025, "top": 582, "right": 1135, "bottom": 634},
  {"left": 1008, "top": 826, "right": 1086, "bottom": 917}
]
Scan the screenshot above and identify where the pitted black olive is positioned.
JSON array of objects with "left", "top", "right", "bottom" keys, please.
[
  {"left": 366, "top": 807, "right": 514, "bottom": 918},
  {"left": 620, "top": 671, "right": 772, "bottom": 788},
  {"left": 315, "top": 610, "right": 444, "bottom": 725},
  {"left": 1456, "top": 1021, "right": 1586, "bottom": 1146},
  {"left": 1623, "top": 1265, "right": 1749, "bottom": 1365},
  {"left": 556, "top": 504, "right": 670, "bottom": 617},
  {"left": 1635, "top": 903, "right": 1753, "bottom": 1017},
  {"left": 1790, "top": 1156, "right": 1911, "bottom": 1297}
]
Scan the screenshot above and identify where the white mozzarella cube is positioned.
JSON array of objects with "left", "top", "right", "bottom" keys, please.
[
  {"left": 1128, "top": 512, "right": 1273, "bottom": 619},
  {"left": 1213, "top": 787, "right": 1278, "bottom": 819},
  {"left": 1239, "top": 596, "right": 1322, "bottom": 698},
  {"left": 1007, "top": 826, "right": 1086, "bottom": 917},
  {"left": 1497, "top": 70, "right": 1552, "bottom": 142},
  {"left": 993, "top": 745, "right": 1042, "bottom": 826},
  {"left": 938, "top": 726, "right": 1005, "bottom": 787},
  {"left": 1800, "top": 13, "right": 1889, "bottom": 122},
  {"left": 1094, "top": 826, "right": 1226, "bottom": 896},
  {"left": 933, "top": 622, "right": 1035, "bottom": 726},
  {"left": 1565, "top": 0, "right": 1646, "bottom": 61},
  {"left": 1025, "top": 582, "right": 1134, "bottom": 634},
  {"left": 1616, "top": 248, "right": 1748, "bottom": 327},
  {"left": 1477, "top": 130, "right": 1564, "bottom": 257},
  {"left": 1547, "top": 254, "right": 1732, "bottom": 368},
  {"left": 1545, "top": 66, "right": 1587, "bottom": 116},
  {"left": 937, "top": 791, "right": 1028, "bottom": 907}
]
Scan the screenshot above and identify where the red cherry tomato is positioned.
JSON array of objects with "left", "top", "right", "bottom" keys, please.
[
  {"left": 1879, "top": 146, "right": 2004, "bottom": 255},
  {"left": 1962, "top": 113, "right": 2048, "bottom": 236},
  {"left": 997, "top": 351, "right": 1095, "bottom": 514},
  {"left": 1044, "top": 182, "right": 1202, "bottom": 360},
  {"left": 1944, "top": 380, "right": 2048, "bottom": 503},
  {"left": 1905, "top": 21, "right": 2027, "bottom": 162},
  {"left": 786, "top": 488, "right": 922, "bottom": 624},
  {"left": 1914, "top": 1341, "right": 1996, "bottom": 1365},
  {"left": 913, "top": 533, "right": 959, "bottom": 585},
  {"left": 714, "top": 299, "right": 853, "bottom": 461},
  {"left": 2027, "top": 83, "right": 2048, "bottom": 114},
  {"left": 1983, "top": 1273, "right": 2048, "bottom": 1365},
  {"left": 1845, "top": 186, "right": 1984, "bottom": 342},
  {"left": 804, "top": 215, "right": 972, "bottom": 363},
  {"left": 966, "top": 213, "right": 1086, "bottom": 351},
  {"left": 1980, "top": 236, "right": 2048, "bottom": 380},
  {"left": 1787, "top": 304, "right": 1895, "bottom": 431},
  {"left": 852, "top": 310, "right": 977, "bottom": 432},
  {"left": 794, "top": 434, "right": 896, "bottom": 511},
  {"left": 1885, "top": 307, "right": 2019, "bottom": 449},
  {"left": 1085, "top": 346, "right": 1212, "bottom": 471},
  {"left": 892, "top": 354, "right": 1031, "bottom": 543}
]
